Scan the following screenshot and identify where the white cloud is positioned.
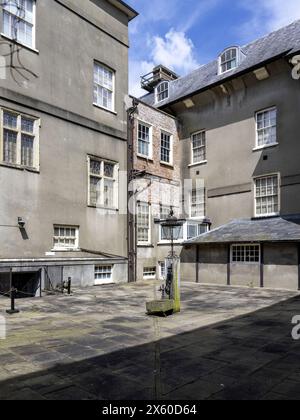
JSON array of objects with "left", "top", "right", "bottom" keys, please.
[
  {"left": 129, "top": 29, "right": 199, "bottom": 96},
  {"left": 240, "top": 0, "right": 300, "bottom": 38},
  {"left": 129, "top": 60, "right": 154, "bottom": 97},
  {"left": 151, "top": 29, "right": 199, "bottom": 75}
]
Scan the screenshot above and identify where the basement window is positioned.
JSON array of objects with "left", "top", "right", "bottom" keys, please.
[
  {"left": 231, "top": 245, "right": 260, "bottom": 263},
  {"left": 95, "top": 265, "right": 113, "bottom": 285}
]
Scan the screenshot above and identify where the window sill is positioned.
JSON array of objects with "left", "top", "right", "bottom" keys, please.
[
  {"left": 188, "top": 216, "right": 207, "bottom": 221},
  {"left": 0, "top": 33, "right": 39, "bottom": 54},
  {"left": 93, "top": 103, "right": 117, "bottom": 115},
  {"left": 253, "top": 143, "right": 279, "bottom": 152},
  {"left": 158, "top": 242, "right": 182, "bottom": 246},
  {"left": 137, "top": 244, "right": 154, "bottom": 248},
  {"left": 0, "top": 162, "right": 40, "bottom": 173},
  {"left": 160, "top": 161, "right": 174, "bottom": 168},
  {"left": 137, "top": 154, "right": 153, "bottom": 162},
  {"left": 51, "top": 248, "right": 81, "bottom": 253},
  {"left": 253, "top": 213, "right": 280, "bottom": 219},
  {"left": 88, "top": 205, "right": 119, "bottom": 212},
  {"left": 188, "top": 160, "right": 208, "bottom": 168}
]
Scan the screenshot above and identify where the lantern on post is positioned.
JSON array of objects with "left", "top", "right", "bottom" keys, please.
[{"left": 146, "top": 207, "right": 185, "bottom": 316}]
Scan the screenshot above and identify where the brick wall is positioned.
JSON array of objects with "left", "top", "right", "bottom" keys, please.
[{"left": 133, "top": 100, "right": 180, "bottom": 182}]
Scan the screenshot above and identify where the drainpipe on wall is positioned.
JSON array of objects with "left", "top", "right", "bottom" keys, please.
[{"left": 127, "top": 99, "right": 138, "bottom": 283}]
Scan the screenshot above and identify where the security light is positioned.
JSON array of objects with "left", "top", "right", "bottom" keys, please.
[{"left": 18, "top": 217, "right": 26, "bottom": 229}]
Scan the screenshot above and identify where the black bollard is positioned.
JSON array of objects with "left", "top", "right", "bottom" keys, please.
[
  {"left": 6, "top": 288, "right": 20, "bottom": 315},
  {"left": 67, "top": 277, "right": 72, "bottom": 295}
]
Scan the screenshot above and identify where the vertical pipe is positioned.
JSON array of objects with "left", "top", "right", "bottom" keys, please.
[
  {"left": 9, "top": 267, "right": 12, "bottom": 295},
  {"left": 298, "top": 243, "right": 300, "bottom": 291},
  {"left": 39, "top": 269, "right": 42, "bottom": 298},
  {"left": 227, "top": 244, "right": 231, "bottom": 286},
  {"left": 260, "top": 243, "right": 264, "bottom": 288},
  {"left": 196, "top": 245, "right": 199, "bottom": 284},
  {"left": 61, "top": 266, "right": 64, "bottom": 293}
]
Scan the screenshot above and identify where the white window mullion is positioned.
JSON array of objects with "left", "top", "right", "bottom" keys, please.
[
  {"left": 16, "top": 115, "right": 21, "bottom": 165},
  {"left": 0, "top": 109, "right": 3, "bottom": 162}
]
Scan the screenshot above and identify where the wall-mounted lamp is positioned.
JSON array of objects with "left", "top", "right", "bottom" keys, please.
[{"left": 18, "top": 217, "right": 26, "bottom": 229}]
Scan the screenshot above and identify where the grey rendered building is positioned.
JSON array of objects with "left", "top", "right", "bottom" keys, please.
[
  {"left": 140, "top": 20, "right": 300, "bottom": 290},
  {"left": 0, "top": 0, "right": 137, "bottom": 294}
]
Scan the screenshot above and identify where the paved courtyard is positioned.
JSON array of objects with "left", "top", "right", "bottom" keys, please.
[{"left": 0, "top": 282, "right": 300, "bottom": 400}]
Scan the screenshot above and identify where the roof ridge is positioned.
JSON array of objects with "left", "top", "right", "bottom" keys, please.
[{"left": 173, "top": 19, "right": 300, "bottom": 87}]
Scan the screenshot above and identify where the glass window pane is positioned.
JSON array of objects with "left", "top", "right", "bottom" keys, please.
[
  {"left": 3, "top": 129, "right": 17, "bottom": 164},
  {"left": 21, "top": 134, "right": 34, "bottom": 167}
]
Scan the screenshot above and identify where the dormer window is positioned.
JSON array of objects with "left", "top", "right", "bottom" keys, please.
[
  {"left": 219, "top": 47, "right": 240, "bottom": 75},
  {"left": 156, "top": 81, "right": 169, "bottom": 103}
]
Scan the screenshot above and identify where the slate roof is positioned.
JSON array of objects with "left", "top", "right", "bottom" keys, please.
[
  {"left": 183, "top": 216, "right": 300, "bottom": 245},
  {"left": 141, "top": 19, "right": 300, "bottom": 107}
]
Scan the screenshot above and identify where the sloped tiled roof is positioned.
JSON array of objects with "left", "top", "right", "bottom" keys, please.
[
  {"left": 141, "top": 20, "right": 300, "bottom": 107},
  {"left": 184, "top": 216, "right": 300, "bottom": 245}
]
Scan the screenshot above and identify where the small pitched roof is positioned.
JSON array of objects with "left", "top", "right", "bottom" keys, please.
[
  {"left": 184, "top": 216, "right": 300, "bottom": 245},
  {"left": 141, "top": 19, "right": 300, "bottom": 107}
]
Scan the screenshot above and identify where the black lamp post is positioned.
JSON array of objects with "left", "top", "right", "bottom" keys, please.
[{"left": 155, "top": 207, "right": 186, "bottom": 301}]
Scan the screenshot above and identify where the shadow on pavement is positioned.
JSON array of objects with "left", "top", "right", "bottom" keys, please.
[{"left": 0, "top": 295, "right": 300, "bottom": 400}]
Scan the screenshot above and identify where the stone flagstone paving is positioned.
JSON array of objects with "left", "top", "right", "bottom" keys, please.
[{"left": 0, "top": 282, "right": 299, "bottom": 400}]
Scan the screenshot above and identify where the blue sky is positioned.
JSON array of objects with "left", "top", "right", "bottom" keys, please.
[{"left": 126, "top": 0, "right": 300, "bottom": 96}]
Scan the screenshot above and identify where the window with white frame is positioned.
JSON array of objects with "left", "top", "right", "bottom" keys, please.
[
  {"left": 1, "top": 109, "right": 39, "bottom": 169},
  {"left": 219, "top": 47, "right": 239, "bottom": 74},
  {"left": 2, "top": 0, "right": 36, "bottom": 48},
  {"left": 255, "top": 175, "right": 279, "bottom": 217},
  {"left": 231, "top": 245, "right": 260, "bottom": 263},
  {"left": 138, "top": 122, "right": 152, "bottom": 158},
  {"left": 137, "top": 202, "right": 151, "bottom": 244},
  {"left": 191, "top": 131, "right": 206, "bottom": 164},
  {"left": 190, "top": 188, "right": 205, "bottom": 219},
  {"left": 53, "top": 226, "right": 79, "bottom": 250},
  {"left": 143, "top": 267, "right": 156, "bottom": 279},
  {"left": 88, "top": 157, "right": 118, "bottom": 209},
  {"left": 160, "top": 131, "right": 172, "bottom": 164},
  {"left": 95, "top": 265, "right": 113, "bottom": 282},
  {"left": 187, "top": 222, "right": 208, "bottom": 240},
  {"left": 158, "top": 261, "right": 166, "bottom": 279},
  {"left": 93, "top": 62, "right": 115, "bottom": 111},
  {"left": 156, "top": 81, "right": 169, "bottom": 103},
  {"left": 256, "top": 108, "right": 277, "bottom": 148}
]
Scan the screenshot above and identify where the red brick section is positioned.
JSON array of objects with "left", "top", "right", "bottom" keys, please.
[{"left": 133, "top": 101, "right": 180, "bottom": 183}]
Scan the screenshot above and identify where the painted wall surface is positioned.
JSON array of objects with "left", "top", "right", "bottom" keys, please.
[
  {"left": 0, "top": 0, "right": 131, "bottom": 285},
  {"left": 0, "top": 103, "right": 128, "bottom": 260},
  {"left": 0, "top": 0, "right": 129, "bottom": 134},
  {"left": 171, "top": 59, "right": 300, "bottom": 229},
  {"left": 264, "top": 243, "right": 298, "bottom": 290},
  {"left": 186, "top": 242, "right": 299, "bottom": 290}
]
